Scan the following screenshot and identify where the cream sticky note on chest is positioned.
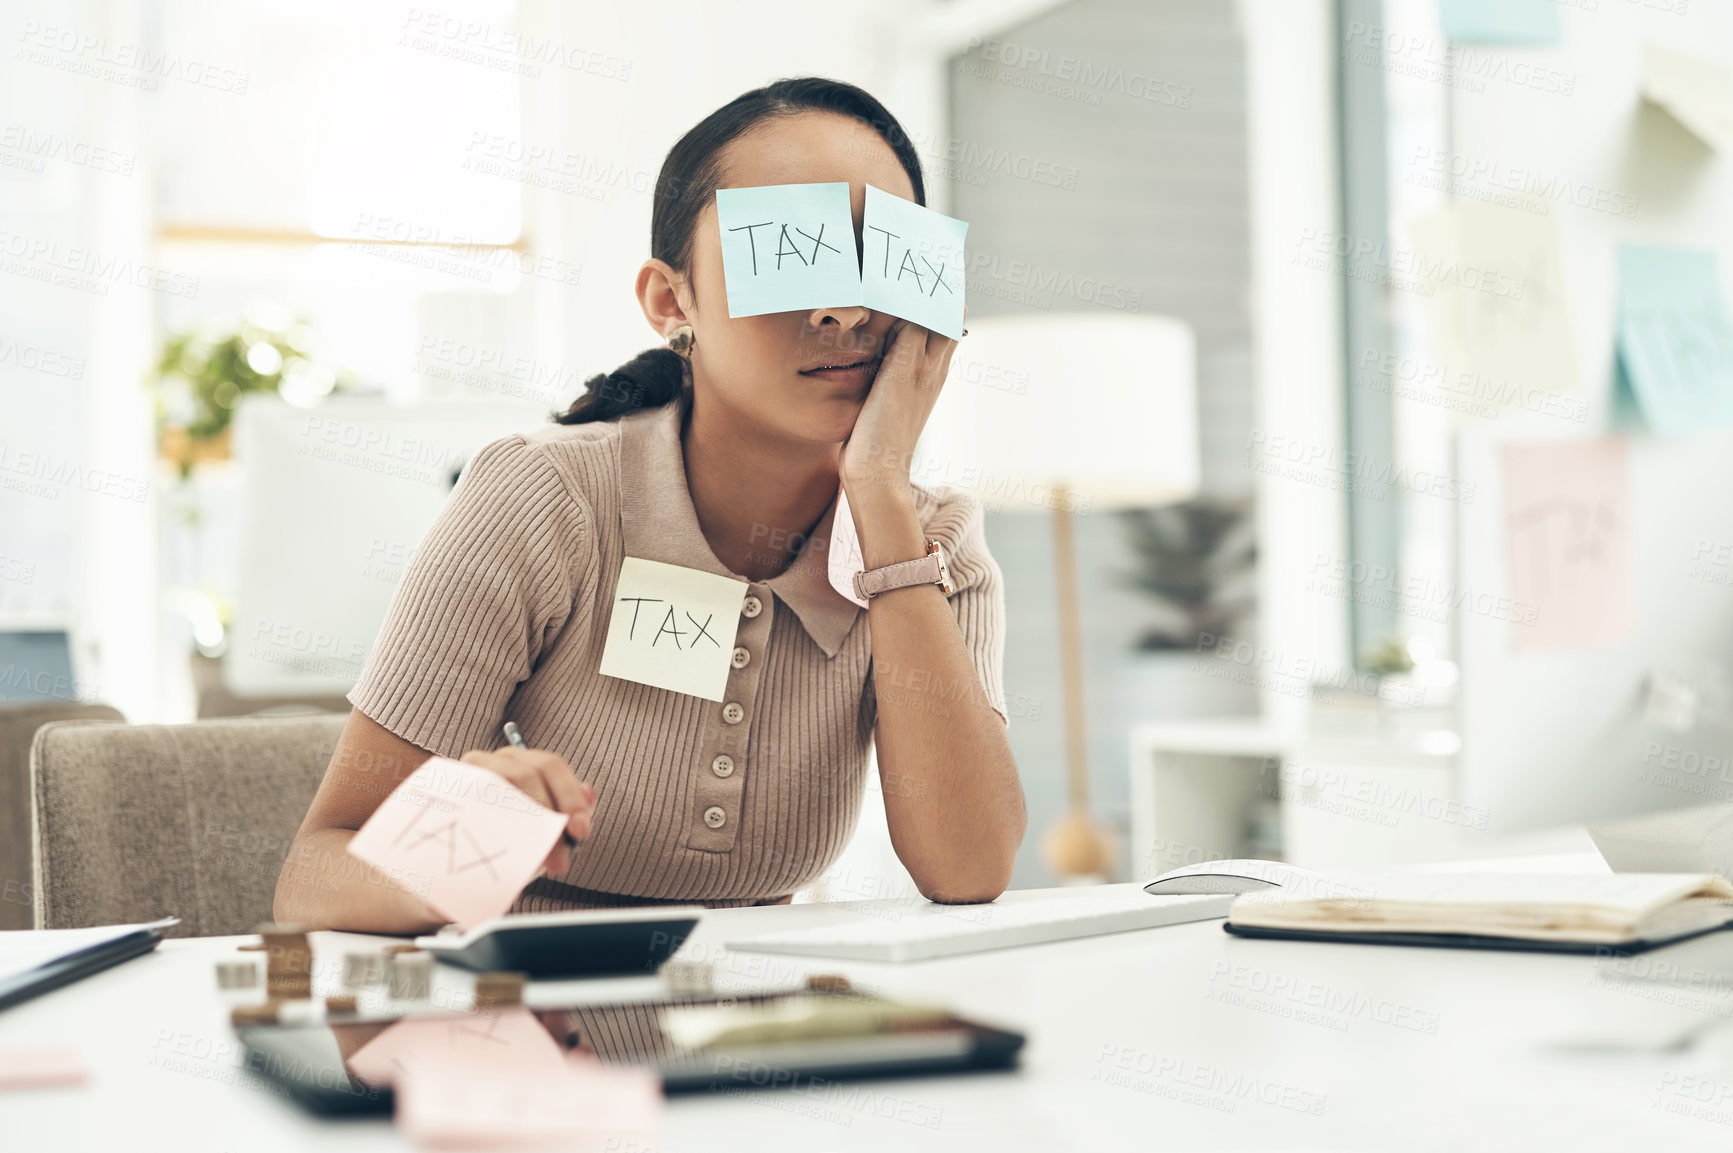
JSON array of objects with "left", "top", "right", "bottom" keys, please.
[{"left": 599, "top": 557, "right": 749, "bottom": 701}]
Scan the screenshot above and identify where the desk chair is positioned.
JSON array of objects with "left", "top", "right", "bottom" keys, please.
[
  {"left": 0, "top": 701, "right": 126, "bottom": 931},
  {"left": 30, "top": 713, "right": 348, "bottom": 937}
]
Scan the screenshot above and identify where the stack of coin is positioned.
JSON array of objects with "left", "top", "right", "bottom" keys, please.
[
  {"left": 341, "top": 951, "right": 387, "bottom": 988},
  {"left": 256, "top": 923, "right": 313, "bottom": 1000},
  {"left": 472, "top": 971, "right": 528, "bottom": 1009},
  {"left": 214, "top": 959, "right": 258, "bottom": 990},
  {"left": 229, "top": 1002, "right": 280, "bottom": 1027},
  {"left": 386, "top": 947, "right": 432, "bottom": 1000},
  {"left": 805, "top": 973, "right": 853, "bottom": 994},
  {"left": 660, "top": 960, "right": 715, "bottom": 996}
]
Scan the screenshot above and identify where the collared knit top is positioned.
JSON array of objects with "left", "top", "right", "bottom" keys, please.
[{"left": 346, "top": 400, "right": 1007, "bottom": 911}]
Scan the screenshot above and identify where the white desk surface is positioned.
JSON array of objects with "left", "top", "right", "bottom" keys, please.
[{"left": 6, "top": 879, "right": 1733, "bottom": 1151}]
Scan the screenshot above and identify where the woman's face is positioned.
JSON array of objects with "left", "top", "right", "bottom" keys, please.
[{"left": 659, "top": 111, "right": 917, "bottom": 447}]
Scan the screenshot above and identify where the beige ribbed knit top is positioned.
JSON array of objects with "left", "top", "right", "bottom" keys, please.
[{"left": 346, "top": 400, "right": 1007, "bottom": 912}]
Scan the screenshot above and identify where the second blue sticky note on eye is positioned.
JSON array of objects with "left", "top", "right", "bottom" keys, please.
[
  {"left": 716, "top": 182, "right": 861, "bottom": 317},
  {"left": 861, "top": 185, "right": 968, "bottom": 340}
]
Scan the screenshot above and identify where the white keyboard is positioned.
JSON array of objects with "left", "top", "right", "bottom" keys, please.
[{"left": 726, "top": 884, "right": 1234, "bottom": 963}]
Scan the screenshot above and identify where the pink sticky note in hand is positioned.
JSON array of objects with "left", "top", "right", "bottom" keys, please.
[
  {"left": 348, "top": 756, "right": 568, "bottom": 929},
  {"left": 394, "top": 1054, "right": 663, "bottom": 1149}
]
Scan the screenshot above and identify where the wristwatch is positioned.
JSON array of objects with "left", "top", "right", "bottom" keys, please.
[{"left": 853, "top": 539, "right": 955, "bottom": 601}]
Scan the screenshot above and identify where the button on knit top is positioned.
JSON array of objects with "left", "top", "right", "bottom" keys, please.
[{"left": 346, "top": 400, "right": 1008, "bottom": 912}]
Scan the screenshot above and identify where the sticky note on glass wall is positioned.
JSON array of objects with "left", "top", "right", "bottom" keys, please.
[
  {"left": 1438, "top": 0, "right": 1559, "bottom": 44},
  {"left": 861, "top": 184, "right": 968, "bottom": 340},
  {"left": 716, "top": 182, "right": 861, "bottom": 317},
  {"left": 1617, "top": 245, "right": 1733, "bottom": 433}
]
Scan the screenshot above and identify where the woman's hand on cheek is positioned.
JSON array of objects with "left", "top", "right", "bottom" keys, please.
[{"left": 839, "top": 319, "right": 957, "bottom": 501}]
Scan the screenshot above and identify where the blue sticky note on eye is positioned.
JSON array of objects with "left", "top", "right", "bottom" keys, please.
[
  {"left": 860, "top": 185, "right": 968, "bottom": 340},
  {"left": 1616, "top": 245, "right": 1733, "bottom": 434},
  {"left": 715, "top": 182, "right": 862, "bottom": 317}
]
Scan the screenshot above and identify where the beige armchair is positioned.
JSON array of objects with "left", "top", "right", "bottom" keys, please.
[
  {"left": 30, "top": 713, "right": 348, "bottom": 937},
  {"left": 0, "top": 702, "right": 126, "bottom": 931}
]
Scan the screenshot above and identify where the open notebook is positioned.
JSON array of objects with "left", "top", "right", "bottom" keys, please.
[{"left": 1224, "top": 873, "right": 1733, "bottom": 954}]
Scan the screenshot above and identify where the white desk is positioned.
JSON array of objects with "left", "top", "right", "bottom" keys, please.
[{"left": 5, "top": 880, "right": 1733, "bottom": 1151}]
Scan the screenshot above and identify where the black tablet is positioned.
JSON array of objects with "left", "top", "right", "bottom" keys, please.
[
  {"left": 236, "top": 991, "right": 1025, "bottom": 1116},
  {"left": 412, "top": 907, "right": 704, "bottom": 977}
]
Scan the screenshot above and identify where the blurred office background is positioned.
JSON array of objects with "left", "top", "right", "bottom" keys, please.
[{"left": 6, "top": 0, "right": 1733, "bottom": 903}]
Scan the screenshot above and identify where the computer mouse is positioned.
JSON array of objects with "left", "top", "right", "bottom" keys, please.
[{"left": 1142, "top": 858, "right": 1320, "bottom": 896}]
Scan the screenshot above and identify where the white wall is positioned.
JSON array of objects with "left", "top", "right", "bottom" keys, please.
[
  {"left": 1, "top": 0, "right": 158, "bottom": 722},
  {"left": 1240, "top": 0, "right": 1352, "bottom": 729}
]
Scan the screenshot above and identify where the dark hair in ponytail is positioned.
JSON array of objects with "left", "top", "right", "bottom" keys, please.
[{"left": 552, "top": 76, "right": 928, "bottom": 426}]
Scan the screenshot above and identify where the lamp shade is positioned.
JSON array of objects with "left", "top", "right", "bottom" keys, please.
[{"left": 914, "top": 313, "right": 1200, "bottom": 512}]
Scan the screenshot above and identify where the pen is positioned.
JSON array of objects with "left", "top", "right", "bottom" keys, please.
[{"left": 502, "top": 721, "right": 582, "bottom": 848}]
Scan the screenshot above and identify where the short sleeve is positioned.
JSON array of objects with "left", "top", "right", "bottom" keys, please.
[
  {"left": 919, "top": 487, "right": 1009, "bottom": 723},
  {"left": 346, "top": 434, "right": 588, "bottom": 758}
]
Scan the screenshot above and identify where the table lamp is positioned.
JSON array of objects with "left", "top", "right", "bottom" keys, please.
[{"left": 916, "top": 313, "right": 1200, "bottom": 880}]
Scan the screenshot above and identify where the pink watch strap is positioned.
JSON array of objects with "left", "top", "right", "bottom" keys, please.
[{"left": 852, "top": 541, "right": 953, "bottom": 600}]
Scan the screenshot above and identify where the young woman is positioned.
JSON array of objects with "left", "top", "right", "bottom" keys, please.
[{"left": 275, "top": 77, "right": 1025, "bottom": 933}]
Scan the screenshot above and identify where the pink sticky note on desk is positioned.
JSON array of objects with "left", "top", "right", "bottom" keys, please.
[
  {"left": 395, "top": 1054, "right": 662, "bottom": 1148},
  {"left": 347, "top": 1007, "right": 568, "bottom": 1088},
  {"left": 0, "top": 1048, "right": 87, "bottom": 1091},
  {"left": 348, "top": 756, "right": 568, "bottom": 929}
]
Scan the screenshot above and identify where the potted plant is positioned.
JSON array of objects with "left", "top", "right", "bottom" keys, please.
[{"left": 148, "top": 316, "right": 345, "bottom": 479}]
